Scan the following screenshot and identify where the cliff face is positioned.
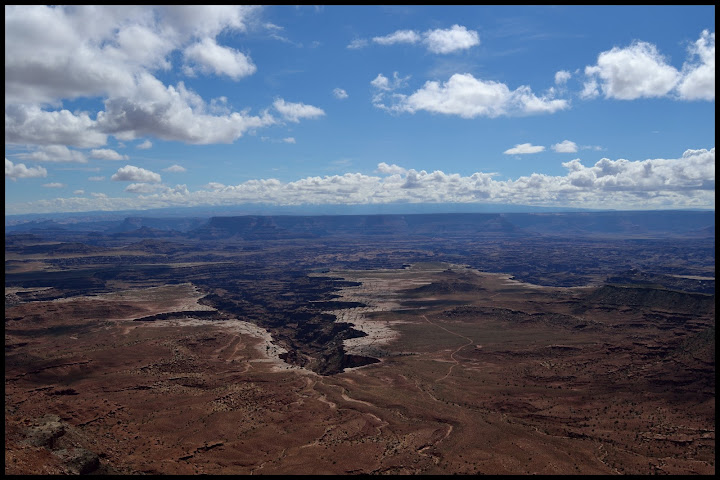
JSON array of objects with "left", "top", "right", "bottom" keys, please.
[{"left": 581, "top": 285, "right": 715, "bottom": 314}]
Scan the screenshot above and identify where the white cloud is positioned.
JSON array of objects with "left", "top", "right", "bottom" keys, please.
[
  {"left": 155, "top": 5, "right": 258, "bottom": 38},
  {"left": 504, "top": 143, "right": 546, "bottom": 155},
  {"left": 511, "top": 85, "right": 569, "bottom": 115},
  {"left": 88, "top": 176, "right": 105, "bottom": 181},
  {"left": 373, "top": 30, "right": 421, "bottom": 46},
  {"left": 582, "top": 31, "right": 715, "bottom": 102},
  {"left": 74, "top": 190, "right": 85, "bottom": 195},
  {"left": 111, "top": 164, "right": 162, "bottom": 183},
  {"left": 423, "top": 25, "right": 479, "bottom": 54},
  {"left": 125, "top": 183, "right": 162, "bottom": 194},
  {"left": 5, "top": 158, "right": 48, "bottom": 180},
  {"left": 580, "top": 79, "right": 599, "bottom": 99},
  {"left": 347, "top": 38, "right": 368, "bottom": 49},
  {"left": 367, "top": 25, "right": 479, "bottom": 54},
  {"left": 282, "top": 137, "right": 296, "bottom": 144},
  {"left": 17, "top": 145, "right": 88, "bottom": 163},
  {"left": 163, "top": 164, "right": 187, "bottom": 173},
  {"left": 97, "top": 74, "right": 277, "bottom": 144},
  {"left": 552, "top": 140, "right": 578, "bottom": 153},
  {"left": 5, "top": 5, "right": 136, "bottom": 105},
  {"left": 371, "top": 74, "right": 391, "bottom": 91},
  {"left": 90, "top": 148, "right": 129, "bottom": 161},
  {"left": 3, "top": 6, "right": 320, "bottom": 149},
  {"left": 584, "top": 41, "right": 680, "bottom": 100},
  {"left": 7, "top": 149, "right": 714, "bottom": 214},
  {"left": 677, "top": 30, "right": 715, "bottom": 101},
  {"left": 555, "top": 70, "right": 571, "bottom": 85},
  {"left": 370, "top": 72, "right": 411, "bottom": 100},
  {"left": 4, "top": 5, "right": 260, "bottom": 106},
  {"left": 43, "top": 182, "right": 66, "bottom": 188},
  {"left": 5, "top": 105, "right": 108, "bottom": 148},
  {"left": 8, "top": 74, "right": 276, "bottom": 148},
  {"left": 376, "top": 162, "right": 408, "bottom": 175},
  {"left": 370, "top": 72, "right": 413, "bottom": 111},
  {"left": 183, "top": 37, "right": 256, "bottom": 80},
  {"left": 136, "top": 140, "right": 153, "bottom": 149},
  {"left": 333, "top": 88, "right": 349, "bottom": 99},
  {"left": 380, "top": 73, "right": 568, "bottom": 118},
  {"left": 561, "top": 148, "right": 715, "bottom": 193},
  {"left": 273, "top": 98, "right": 325, "bottom": 123}
]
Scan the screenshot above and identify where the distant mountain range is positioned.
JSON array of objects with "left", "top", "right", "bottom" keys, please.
[
  {"left": 5, "top": 202, "right": 616, "bottom": 228},
  {"left": 5, "top": 210, "right": 714, "bottom": 240}
]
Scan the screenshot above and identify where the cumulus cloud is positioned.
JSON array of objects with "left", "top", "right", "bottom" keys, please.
[
  {"left": 332, "top": 88, "right": 349, "bottom": 99},
  {"left": 555, "top": 70, "right": 571, "bottom": 85},
  {"left": 552, "top": 140, "right": 578, "bottom": 153},
  {"left": 136, "top": 140, "right": 153, "bottom": 150},
  {"left": 95, "top": 74, "right": 277, "bottom": 144},
  {"left": 43, "top": 182, "right": 66, "bottom": 188},
  {"left": 183, "top": 37, "right": 256, "bottom": 80},
  {"left": 74, "top": 190, "right": 85, "bottom": 195},
  {"left": 504, "top": 143, "right": 546, "bottom": 155},
  {"left": 90, "top": 148, "right": 129, "bottom": 161},
  {"left": 17, "top": 145, "right": 88, "bottom": 163},
  {"left": 677, "top": 30, "right": 715, "bottom": 101},
  {"left": 583, "top": 30, "right": 715, "bottom": 101},
  {"left": 375, "top": 73, "right": 568, "bottom": 118},
  {"left": 561, "top": 148, "right": 714, "bottom": 193},
  {"left": 273, "top": 98, "right": 325, "bottom": 123},
  {"left": 423, "top": 25, "right": 479, "bottom": 54},
  {"left": 5, "top": 5, "right": 135, "bottom": 105},
  {"left": 376, "top": 162, "right": 408, "bottom": 175},
  {"left": 282, "top": 137, "right": 296, "bottom": 144},
  {"left": 584, "top": 41, "right": 680, "bottom": 100},
  {"left": 111, "top": 164, "right": 162, "bottom": 183},
  {"left": 4, "top": 6, "right": 322, "bottom": 149},
  {"left": 369, "top": 25, "right": 479, "bottom": 54},
  {"left": 4, "top": 5, "right": 259, "bottom": 105},
  {"left": 7, "top": 149, "right": 714, "bottom": 214},
  {"left": 5, "top": 158, "right": 48, "bottom": 180},
  {"left": 163, "top": 164, "right": 187, "bottom": 173},
  {"left": 5, "top": 105, "right": 108, "bottom": 148}
]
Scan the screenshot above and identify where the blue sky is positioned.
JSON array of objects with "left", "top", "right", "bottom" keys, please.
[{"left": 4, "top": 5, "right": 715, "bottom": 215}]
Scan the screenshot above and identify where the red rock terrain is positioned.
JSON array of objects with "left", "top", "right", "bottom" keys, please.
[
  {"left": 5, "top": 264, "right": 714, "bottom": 474},
  {"left": 5, "top": 212, "right": 715, "bottom": 474}
]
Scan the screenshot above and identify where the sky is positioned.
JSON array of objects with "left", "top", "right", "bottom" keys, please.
[{"left": 4, "top": 5, "right": 715, "bottom": 216}]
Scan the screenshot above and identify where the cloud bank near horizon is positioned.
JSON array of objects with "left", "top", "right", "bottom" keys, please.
[{"left": 6, "top": 148, "right": 714, "bottom": 215}]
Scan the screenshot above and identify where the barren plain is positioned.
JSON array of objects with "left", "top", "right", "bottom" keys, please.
[{"left": 5, "top": 211, "right": 715, "bottom": 474}]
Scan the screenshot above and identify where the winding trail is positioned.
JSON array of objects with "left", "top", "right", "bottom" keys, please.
[{"left": 421, "top": 315, "right": 474, "bottom": 383}]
